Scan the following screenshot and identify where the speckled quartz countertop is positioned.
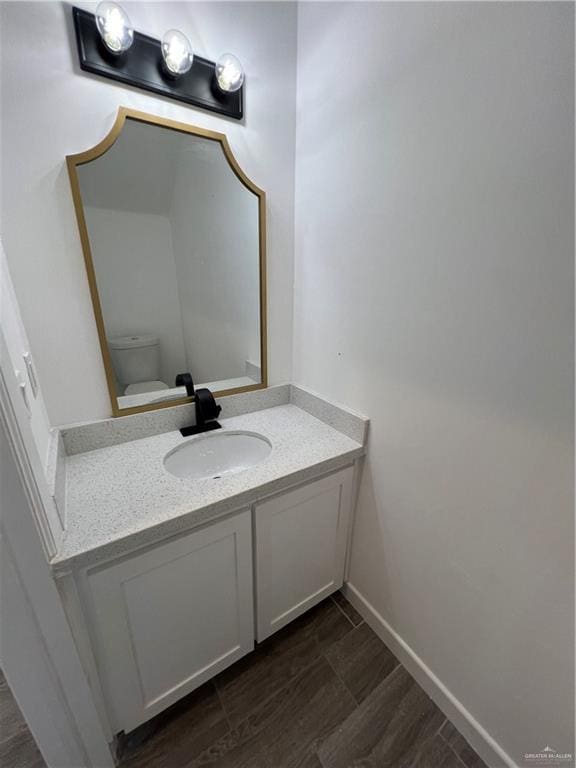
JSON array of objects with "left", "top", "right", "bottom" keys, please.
[{"left": 52, "top": 402, "right": 365, "bottom": 573}]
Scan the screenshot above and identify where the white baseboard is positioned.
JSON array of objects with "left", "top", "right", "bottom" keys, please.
[{"left": 341, "top": 582, "right": 518, "bottom": 768}]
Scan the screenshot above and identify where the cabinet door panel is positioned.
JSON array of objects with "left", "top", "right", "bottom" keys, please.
[
  {"left": 86, "top": 510, "right": 253, "bottom": 732},
  {"left": 255, "top": 467, "right": 353, "bottom": 641}
]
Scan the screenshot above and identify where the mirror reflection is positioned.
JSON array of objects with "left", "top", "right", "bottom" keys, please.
[{"left": 70, "top": 111, "right": 265, "bottom": 414}]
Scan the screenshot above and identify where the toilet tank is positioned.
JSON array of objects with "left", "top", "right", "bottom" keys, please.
[{"left": 108, "top": 335, "right": 160, "bottom": 386}]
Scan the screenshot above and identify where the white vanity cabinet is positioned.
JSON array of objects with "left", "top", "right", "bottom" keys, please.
[
  {"left": 254, "top": 466, "right": 354, "bottom": 641},
  {"left": 82, "top": 510, "right": 254, "bottom": 733},
  {"left": 71, "top": 465, "right": 357, "bottom": 736}
]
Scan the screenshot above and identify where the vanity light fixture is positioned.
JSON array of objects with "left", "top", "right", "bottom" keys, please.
[
  {"left": 95, "top": 1, "right": 133, "bottom": 55},
  {"left": 215, "top": 53, "right": 245, "bottom": 93},
  {"left": 72, "top": 7, "right": 244, "bottom": 119},
  {"left": 161, "top": 29, "right": 194, "bottom": 77}
]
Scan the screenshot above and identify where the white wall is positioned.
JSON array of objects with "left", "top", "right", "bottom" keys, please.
[
  {"left": 84, "top": 206, "right": 186, "bottom": 389},
  {"left": 0, "top": 1, "right": 297, "bottom": 425},
  {"left": 0, "top": 244, "right": 52, "bottom": 466},
  {"left": 294, "top": 3, "right": 574, "bottom": 766},
  {"left": 170, "top": 146, "right": 260, "bottom": 384}
]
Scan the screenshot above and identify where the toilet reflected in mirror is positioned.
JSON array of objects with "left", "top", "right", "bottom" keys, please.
[{"left": 108, "top": 334, "right": 168, "bottom": 399}]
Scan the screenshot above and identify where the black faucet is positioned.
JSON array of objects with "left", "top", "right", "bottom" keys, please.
[{"left": 175, "top": 373, "right": 222, "bottom": 436}]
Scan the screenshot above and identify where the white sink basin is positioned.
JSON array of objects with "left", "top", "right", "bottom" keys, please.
[{"left": 164, "top": 431, "right": 272, "bottom": 481}]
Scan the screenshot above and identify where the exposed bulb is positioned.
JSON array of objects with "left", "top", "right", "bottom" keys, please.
[
  {"left": 95, "top": 2, "right": 133, "bottom": 54},
  {"left": 161, "top": 29, "right": 194, "bottom": 77},
  {"left": 215, "top": 53, "right": 244, "bottom": 93}
]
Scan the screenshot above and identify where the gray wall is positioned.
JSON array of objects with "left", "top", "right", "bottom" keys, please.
[
  {"left": 294, "top": 3, "right": 574, "bottom": 765},
  {"left": 170, "top": 147, "right": 261, "bottom": 383},
  {"left": 84, "top": 207, "right": 187, "bottom": 388}
]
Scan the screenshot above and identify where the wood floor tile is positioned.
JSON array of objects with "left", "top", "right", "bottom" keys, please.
[
  {"left": 112, "top": 601, "right": 489, "bottom": 768},
  {"left": 215, "top": 599, "right": 352, "bottom": 726},
  {"left": 331, "top": 591, "right": 364, "bottom": 627},
  {"left": 325, "top": 621, "right": 399, "bottom": 703},
  {"left": 300, "top": 754, "right": 324, "bottom": 768},
  {"left": 0, "top": 730, "right": 45, "bottom": 768},
  {"left": 0, "top": 671, "right": 29, "bottom": 743},
  {"left": 190, "top": 657, "right": 355, "bottom": 768},
  {"left": 413, "top": 733, "right": 466, "bottom": 768},
  {"left": 180, "top": 721, "right": 269, "bottom": 768},
  {"left": 119, "top": 682, "right": 228, "bottom": 768},
  {"left": 317, "top": 665, "right": 445, "bottom": 768},
  {"left": 440, "top": 721, "right": 489, "bottom": 768},
  {"left": 263, "top": 658, "right": 356, "bottom": 768}
]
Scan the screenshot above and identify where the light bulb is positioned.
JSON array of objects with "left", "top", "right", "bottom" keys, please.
[
  {"left": 95, "top": 2, "right": 133, "bottom": 54},
  {"left": 161, "top": 29, "right": 194, "bottom": 77},
  {"left": 215, "top": 53, "right": 244, "bottom": 93}
]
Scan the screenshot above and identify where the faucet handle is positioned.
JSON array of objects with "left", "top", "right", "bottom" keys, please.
[
  {"left": 195, "top": 388, "right": 221, "bottom": 421},
  {"left": 179, "top": 387, "right": 222, "bottom": 437},
  {"left": 175, "top": 372, "right": 195, "bottom": 397}
]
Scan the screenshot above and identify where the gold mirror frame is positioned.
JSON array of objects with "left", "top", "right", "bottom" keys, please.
[{"left": 67, "top": 106, "right": 267, "bottom": 417}]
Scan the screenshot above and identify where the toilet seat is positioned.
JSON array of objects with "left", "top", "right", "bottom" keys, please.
[{"left": 124, "top": 381, "right": 169, "bottom": 395}]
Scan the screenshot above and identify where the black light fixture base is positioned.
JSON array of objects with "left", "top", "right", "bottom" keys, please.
[
  {"left": 180, "top": 421, "right": 222, "bottom": 437},
  {"left": 72, "top": 7, "right": 243, "bottom": 120}
]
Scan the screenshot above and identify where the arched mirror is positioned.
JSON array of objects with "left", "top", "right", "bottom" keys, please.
[{"left": 67, "top": 107, "right": 267, "bottom": 417}]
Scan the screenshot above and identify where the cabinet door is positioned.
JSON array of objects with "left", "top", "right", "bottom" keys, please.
[
  {"left": 255, "top": 466, "right": 354, "bottom": 641},
  {"left": 85, "top": 510, "right": 253, "bottom": 733}
]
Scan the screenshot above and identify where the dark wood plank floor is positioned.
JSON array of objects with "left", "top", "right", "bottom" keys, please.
[
  {"left": 0, "top": 670, "right": 45, "bottom": 768},
  {"left": 119, "top": 593, "right": 489, "bottom": 768}
]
